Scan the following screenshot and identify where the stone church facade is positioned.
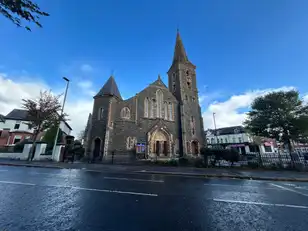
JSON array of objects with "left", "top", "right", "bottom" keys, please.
[{"left": 85, "top": 31, "right": 205, "bottom": 160}]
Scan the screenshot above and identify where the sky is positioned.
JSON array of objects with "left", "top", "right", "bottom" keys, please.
[{"left": 1, "top": 0, "right": 308, "bottom": 136}]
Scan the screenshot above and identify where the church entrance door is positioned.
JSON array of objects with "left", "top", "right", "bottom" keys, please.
[
  {"left": 152, "top": 130, "right": 168, "bottom": 157},
  {"left": 191, "top": 141, "right": 199, "bottom": 155},
  {"left": 155, "top": 141, "right": 160, "bottom": 156},
  {"left": 93, "top": 138, "right": 101, "bottom": 159}
]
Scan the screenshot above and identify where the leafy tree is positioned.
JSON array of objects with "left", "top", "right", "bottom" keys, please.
[
  {"left": 244, "top": 90, "right": 308, "bottom": 153},
  {"left": 22, "top": 90, "right": 67, "bottom": 160},
  {"left": 42, "top": 123, "right": 63, "bottom": 145},
  {"left": 0, "top": 0, "right": 49, "bottom": 31}
]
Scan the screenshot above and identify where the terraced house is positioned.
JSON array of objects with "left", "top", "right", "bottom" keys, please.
[{"left": 85, "top": 31, "right": 205, "bottom": 160}]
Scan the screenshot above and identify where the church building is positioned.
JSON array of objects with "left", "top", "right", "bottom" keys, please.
[{"left": 85, "top": 31, "right": 205, "bottom": 160}]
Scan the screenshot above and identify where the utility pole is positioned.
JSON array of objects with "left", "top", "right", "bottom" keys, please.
[
  {"left": 52, "top": 77, "right": 70, "bottom": 159},
  {"left": 212, "top": 112, "right": 218, "bottom": 147}
]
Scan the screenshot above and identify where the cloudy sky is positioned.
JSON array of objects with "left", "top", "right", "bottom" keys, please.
[{"left": 1, "top": 0, "right": 308, "bottom": 136}]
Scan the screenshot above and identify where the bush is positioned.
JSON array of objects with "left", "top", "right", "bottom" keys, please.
[
  {"left": 168, "top": 159, "right": 178, "bottom": 166},
  {"left": 194, "top": 158, "right": 204, "bottom": 168},
  {"left": 179, "top": 157, "right": 189, "bottom": 166},
  {"left": 248, "top": 162, "right": 259, "bottom": 169}
]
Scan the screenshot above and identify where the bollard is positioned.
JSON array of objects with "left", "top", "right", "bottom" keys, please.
[{"left": 111, "top": 150, "right": 115, "bottom": 164}]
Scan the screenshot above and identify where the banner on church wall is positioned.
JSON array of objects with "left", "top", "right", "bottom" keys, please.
[{"left": 136, "top": 143, "right": 146, "bottom": 153}]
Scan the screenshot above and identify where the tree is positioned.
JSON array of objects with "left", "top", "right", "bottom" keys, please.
[
  {"left": 244, "top": 90, "right": 308, "bottom": 153},
  {"left": 22, "top": 90, "right": 67, "bottom": 160},
  {"left": 42, "top": 123, "right": 63, "bottom": 145},
  {"left": 0, "top": 0, "right": 49, "bottom": 31}
]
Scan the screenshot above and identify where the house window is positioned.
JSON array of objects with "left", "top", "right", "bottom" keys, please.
[
  {"left": 13, "top": 135, "right": 22, "bottom": 144},
  {"left": 121, "top": 107, "right": 131, "bottom": 119},
  {"left": 192, "top": 97, "right": 196, "bottom": 102},
  {"left": 156, "top": 90, "right": 163, "bottom": 118},
  {"left": 126, "top": 136, "right": 136, "bottom": 150},
  {"left": 98, "top": 108, "right": 104, "bottom": 120},
  {"left": 238, "top": 137, "right": 242, "bottom": 143},
  {"left": 144, "top": 98, "right": 149, "bottom": 118},
  {"left": 168, "top": 103, "right": 173, "bottom": 121},
  {"left": 14, "top": 122, "right": 20, "bottom": 130}
]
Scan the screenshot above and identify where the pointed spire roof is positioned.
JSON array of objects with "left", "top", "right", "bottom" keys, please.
[
  {"left": 94, "top": 75, "right": 122, "bottom": 99},
  {"left": 172, "top": 30, "right": 189, "bottom": 64}
]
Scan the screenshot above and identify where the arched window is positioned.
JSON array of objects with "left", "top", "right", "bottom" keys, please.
[
  {"left": 144, "top": 98, "right": 149, "bottom": 118},
  {"left": 121, "top": 107, "right": 130, "bottom": 119},
  {"left": 98, "top": 108, "right": 104, "bottom": 120},
  {"left": 156, "top": 90, "right": 163, "bottom": 118},
  {"left": 150, "top": 99, "right": 155, "bottom": 118},
  {"left": 164, "top": 102, "right": 168, "bottom": 120},
  {"left": 168, "top": 102, "right": 173, "bottom": 121}
]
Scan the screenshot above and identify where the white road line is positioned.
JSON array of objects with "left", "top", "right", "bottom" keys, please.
[
  {"left": 213, "top": 199, "right": 308, "bottom": 209},
  {"left": 204, "top": 183, "right": 277, "bottom": 189},
  {"left": 0, "top": 180, "right": 35, "bottom": 186},
  {"left": 72, "top": 186, "right": 158, "bottom": 197},
  {"left": 104, "top": 176, "right": 164, "bottom": 183},
  {"left": 270, "top": 183, "right": 308, "bottom": 197},
  {"left": 44, "top": 184, "right": 158, "bottom": 197}
]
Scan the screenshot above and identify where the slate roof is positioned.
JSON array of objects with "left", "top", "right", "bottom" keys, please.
[
  {"left": 206, "top": 126, "right": 245, "bottom": 136},
  {"left": 5, "top": 109, "right": 29, "bottom": 120},
  {"left": 0, "top": 114, "right": 5, "bottom": 123},
  {"left": 95, "top": 76, "right": 122, "bottom": 99},
  {"left": 172, "top": 30, "right": 189, "bottom": 64}
]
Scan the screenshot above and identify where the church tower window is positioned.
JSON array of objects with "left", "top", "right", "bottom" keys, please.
[
  {"left": 121, "top": 107, "right": 131, "bottom": 119},
  {"left": 98, "top": 108, "right": 104, "bottom": 120}
]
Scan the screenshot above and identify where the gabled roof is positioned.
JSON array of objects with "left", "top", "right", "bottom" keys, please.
[
  {"left": 149, "top": 75, "right": 168, "bottom": 89},
  {"left": 206, "top": 126, "right": 245, "bottom": 136},
  {"left": 95, "top": 76, "right": 122, "bottom": 100},
  {"left": 5, "top": 109, "right": 73, "bottom": 131},
  {"left": 0, "top": 114, "right": 5, "bottom": 123},
  {"left": 5, "top": 109, "right": 29, "bottom": 120}
]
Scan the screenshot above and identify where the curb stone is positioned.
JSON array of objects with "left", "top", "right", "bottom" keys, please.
[
  {"left": 1, "top": 162, "right": 308, "bottom": 182},
  {"left": 136, "top": 170, "right": 308, "bottom": 182}
]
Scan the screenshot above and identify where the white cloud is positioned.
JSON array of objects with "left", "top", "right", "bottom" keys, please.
[
  {"left": 202, "top": 86, "right": 295, "bottom": 130},
  {"left": 80, "top": 64, "right": 93, "bottom": 73},
  {"left": 0, "top": 73, "right": 92, "bottom": 137}
]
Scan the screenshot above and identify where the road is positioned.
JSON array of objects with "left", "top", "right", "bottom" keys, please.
[{"left": 0, "top": 166, "right": 307, "bottom": 231}]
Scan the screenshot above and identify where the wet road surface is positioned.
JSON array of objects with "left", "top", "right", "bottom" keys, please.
[{"left": 0, "top": 166, "right": 308, "bottom": 231}]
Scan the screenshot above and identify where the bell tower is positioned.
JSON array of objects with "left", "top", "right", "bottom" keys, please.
[{"left": 167, "top": 30, "right": 205, "bottom": 156}]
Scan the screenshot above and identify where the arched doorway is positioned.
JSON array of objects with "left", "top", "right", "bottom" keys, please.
[
  {"left": 191, "top": 140, "right": 199, "bottom": 155},
  {"left": 93, "top": 138, "right": 101, "bottom": 159},
  {"left": 152, "top": 130, "right": 168, "bottom": 157}
]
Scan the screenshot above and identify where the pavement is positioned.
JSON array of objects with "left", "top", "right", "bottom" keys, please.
[
  {"left": 0, "top": 159, "right": 308, "bottom": 182},
  {"left": 0, "top": 165, "right": 308, "bottom": 230}
]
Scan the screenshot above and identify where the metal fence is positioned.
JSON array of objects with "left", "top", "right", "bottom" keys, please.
[{"left": 208, "top": 151, "right": 308, "bottom": 171}]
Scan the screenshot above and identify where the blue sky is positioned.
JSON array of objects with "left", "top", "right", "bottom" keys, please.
[{"left": 1, "top": 0, "right": 308, "bottom": 134}]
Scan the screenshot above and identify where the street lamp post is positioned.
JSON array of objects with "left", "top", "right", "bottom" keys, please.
[
  {"left": 212, "top": 112, "right": 218, "bottom": 146},
  {"left": 52, "top": 77, "right": 70, "bottom": 160}
]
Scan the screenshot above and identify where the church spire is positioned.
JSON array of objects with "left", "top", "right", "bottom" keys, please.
[{"left": 172, "top": 30, "right": 189, "bottom": 64}]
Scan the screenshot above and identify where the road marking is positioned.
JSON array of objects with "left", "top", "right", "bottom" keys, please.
[
  {"left": 104, "top": 176, "right": 164, "bottom": 183},
  {"left": 72, "top": 186, "right": 158, "bottom": 197},
  {"left": 204, "top": 183, "right": 277, "bottom": 189},
  {"left": 270, "top": 183, "right": 308, "bottom": 197},
  {"left": 0, "top": 180, "right": 35, "bottom": 186},
  {"left": 45, "top": 184, "right": 158, "bottom": 197},
  {"left": 213, "top": 199, "right": 308, "bottom": 209}
]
